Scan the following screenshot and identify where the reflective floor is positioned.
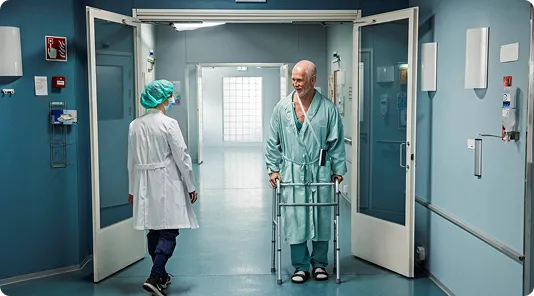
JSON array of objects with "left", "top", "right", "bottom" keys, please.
[{"left": 1, "top": 146, "right": 446, "bottom": 296}]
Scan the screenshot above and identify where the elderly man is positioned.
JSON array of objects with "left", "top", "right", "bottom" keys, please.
[{"left": 265, "top": 60, "right": 346, "bottom": 284}]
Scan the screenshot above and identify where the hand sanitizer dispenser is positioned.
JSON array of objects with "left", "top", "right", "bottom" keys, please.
[{"left": 502, "top": 76, "right": 519, "bottom": 142}]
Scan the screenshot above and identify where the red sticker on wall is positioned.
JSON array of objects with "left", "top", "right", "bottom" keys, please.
[
  {"left": 503, "top": 76, "right": 512, "bottom": 87},
  {"left": 46, "top": 36, "right": 67, "bottom": 62}
]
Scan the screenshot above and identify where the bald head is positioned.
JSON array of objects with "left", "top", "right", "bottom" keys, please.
[
  {"left": 292, "top": 60, "right": 317, "bottom": 100},
  {"left": 293, "top": 60, "right": 317, "bottom": 80}
]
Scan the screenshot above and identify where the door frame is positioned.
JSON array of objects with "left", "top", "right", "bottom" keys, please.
[
  {"left": 132, "top": 8, "right": 361, "bottom": 153},
  {"left": 351, "top": 7, "right": 419, "bottom": 278},
  {"left": 133, "top": 9, "right": 361, "bottom": 22},
  {"left": 524, "top": 5, "right": 534, "bottom": 295},
  {"left": 131, "top": 7, "right": 420, "bottom": 278},
  {"left": 86, "top": 6, "right": 145, "bottom": 283},
  {"left": 196, "top": 64, "right": 203, "bottom": 164}
]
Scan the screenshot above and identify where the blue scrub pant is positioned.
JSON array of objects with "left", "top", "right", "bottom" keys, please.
[
  {"left": 147, "top": 229, "right": 180, "bottom": 279},
  {"left": 291, "top": 240, "right": 329, "bottom": 271}
]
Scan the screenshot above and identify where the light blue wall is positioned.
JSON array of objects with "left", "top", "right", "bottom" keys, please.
[
  {"left": 410, "top": 0, "right": 531, "bottom": 295},
  {"left": 156, "top": 23, "right": 329, "bottom": 161},
  {"left": 326, "top": 23, "right": 354, "bottom": 201}
]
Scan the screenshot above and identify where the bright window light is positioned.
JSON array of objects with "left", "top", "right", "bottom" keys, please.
[
  {"left": 223, "top": 77, "right": 263, "bottom": 143},
  {"left": 173, "top": 22, "right": 226, "bottom": 31}
]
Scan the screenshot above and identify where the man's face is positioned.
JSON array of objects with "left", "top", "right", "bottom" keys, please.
[{"left": 292, "top": 67, "right": 316, "bottom": 98}]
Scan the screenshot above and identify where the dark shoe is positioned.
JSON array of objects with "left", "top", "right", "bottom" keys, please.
[
  {"left": 290, "top": 270, "right": 310, "bottom": 284},
  {"left": 161, "top": 273, "right": 172, "bottom": 289},
  {"left": 312, "top": 267, "right": 329, "bottom": 281},
  {"left": 143, "top": 276, "right": 166, "bottom": 296}
]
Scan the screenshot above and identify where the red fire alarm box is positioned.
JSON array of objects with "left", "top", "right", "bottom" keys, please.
[{"left": 52, "top": 76, "right": 66, "bottom": 88}]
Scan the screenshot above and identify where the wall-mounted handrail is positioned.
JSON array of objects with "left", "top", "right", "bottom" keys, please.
[{"left": 415, "top": 196, "right": 524, "bottom": 264}]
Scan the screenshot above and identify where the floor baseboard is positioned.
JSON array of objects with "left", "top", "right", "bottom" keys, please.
[
  {"left": 0, "top": 255, "right": 93, "bottom": 287},
  {"left": 415, "top": 261, "right": 456, "bottom": 296}
]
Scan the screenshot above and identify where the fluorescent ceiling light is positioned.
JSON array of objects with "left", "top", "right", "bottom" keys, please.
[{"left": 173, "top": 22, "right": 226, "bottom": 31}]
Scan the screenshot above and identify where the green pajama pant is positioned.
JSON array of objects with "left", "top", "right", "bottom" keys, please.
[{"left": 291, "top": 240, "right": 329, "bottom": 271}]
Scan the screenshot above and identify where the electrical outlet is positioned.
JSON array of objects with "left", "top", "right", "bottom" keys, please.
[
  {"left": 1, "top": 89, "right": 15, "bottom": 95},
  {"left": 416, "top": 246, "right": 426, "bottom": 261},
  {"left": 467, "top": 139, "right": 475, "bottom": 150},
  {"left": 342, "top": 185, "right": 348, "bottom": 195}
]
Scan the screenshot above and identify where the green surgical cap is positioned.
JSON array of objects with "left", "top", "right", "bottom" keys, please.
[{"left": 140, "top": 80, "right": 174, "bottom": 109}]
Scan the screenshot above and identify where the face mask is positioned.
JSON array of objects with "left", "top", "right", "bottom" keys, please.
[{"left": 164, "top": 97, "right": 175, "bottom": 112}]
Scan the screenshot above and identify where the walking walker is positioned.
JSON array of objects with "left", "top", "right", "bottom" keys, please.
[{"left": 270, "top": 179, "right": 341, "bottom": 285}]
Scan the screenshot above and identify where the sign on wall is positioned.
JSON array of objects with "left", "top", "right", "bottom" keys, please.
[
  {"left": 46, "top": 36, "right": 67, "bottom": 62},
  {"left": 171, "top": 81, "right": 182, "bottom": 105}
]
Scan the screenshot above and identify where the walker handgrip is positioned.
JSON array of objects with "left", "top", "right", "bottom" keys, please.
[
  {"left": 280, "top": 182, "right": 334, "bottom": 187},
  {"left": 276, "top": 178, "right": 281, "bottom": 190}
]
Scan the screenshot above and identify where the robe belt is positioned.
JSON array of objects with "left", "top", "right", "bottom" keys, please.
[{"left": 282, "top": 155, "right": 319, "bottom": 186}]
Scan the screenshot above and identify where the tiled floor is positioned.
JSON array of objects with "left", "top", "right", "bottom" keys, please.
[{"left": 1, "top": 146, "right": 446, "bottom": 296}]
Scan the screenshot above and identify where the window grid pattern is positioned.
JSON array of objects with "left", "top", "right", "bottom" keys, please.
[{"left": 223, "top": 77, "right": 263, "bottom": 143}]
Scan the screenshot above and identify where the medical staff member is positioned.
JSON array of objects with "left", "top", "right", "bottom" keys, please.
[
  {"left": 127, "top": 80, "right": 199, "bottom": 296},
  {"left": 265, "top": 60, "right": 346, "bottom": 284}
]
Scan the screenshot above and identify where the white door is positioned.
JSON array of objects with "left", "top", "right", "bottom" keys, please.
[
  {"left": 87, "top": 7, "right": 146, "bottom": 283},
  {"left": 351, "top": 7, "right": 419, "bottom": 278},
  {"left": 197, "top": 65, "right": 204, "bottom": 164}
]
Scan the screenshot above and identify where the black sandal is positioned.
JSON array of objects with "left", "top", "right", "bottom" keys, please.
[
  {"left": 312, "top": 267, "right": 329, "bottom": 281},
  {"left": 291, "top": 270, "right": 310, "bottom": 284}
]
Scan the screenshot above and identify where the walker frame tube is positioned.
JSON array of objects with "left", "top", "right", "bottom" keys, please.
[{"left": 270, "top": 178, "right": 341, "bottom": 284}]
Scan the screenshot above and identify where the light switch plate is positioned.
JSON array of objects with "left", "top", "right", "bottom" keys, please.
[{"left": 467, "top": 139, "right": 475, "bottom": 150}]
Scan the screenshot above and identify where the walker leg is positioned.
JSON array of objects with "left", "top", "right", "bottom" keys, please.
[
  {"left": 271, "top": 190, "right": 276, "bottom": 273},
  {"left": 276, "top": 185, "right": 282, "bottom": 285},
  {"left": 334, "top": 215, "right": 337, "bottom": 273},
  {"left": 335, "top": 192, "right": 341, "bottom": 284}
]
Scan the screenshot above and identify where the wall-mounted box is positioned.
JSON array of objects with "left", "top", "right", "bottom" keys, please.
[
  {"left": 465, "top": 27, "right": 489, "bottom": 89},
  {"left": 421, "top": 42, "right": 437, "bottom": 91},
  {"left": 376, "top": 66, "right": 394, "bottom": 83},
  {"left": 0, "top": 27, "right": 23, "bottom": 77}
]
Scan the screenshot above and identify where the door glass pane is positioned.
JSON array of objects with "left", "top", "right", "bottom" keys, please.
[
  {"left": 95, "top": 18, "right": 136, "bottom": 228},
  {"left": 358, "top": 19, "right": 408, "bottom": 226}
]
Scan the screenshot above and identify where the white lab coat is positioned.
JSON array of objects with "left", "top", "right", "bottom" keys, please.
[{"left": 128, "top": 109, "right": 199, "bottom": 230}]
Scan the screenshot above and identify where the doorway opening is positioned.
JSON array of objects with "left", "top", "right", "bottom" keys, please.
[
  {"left": 190, "top": 63, "right": 289, "bottom": 162},
  {"left": 86, "top": 7, "right": 420, "bottom": 285}
]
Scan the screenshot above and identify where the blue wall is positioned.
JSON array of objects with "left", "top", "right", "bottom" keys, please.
[
  {"left": 0, "top": 0, "right": 92, "bottom": 279},
  {"left": 74, "top": 0, "right": 93, "bottom": 266},
  {"left": 410, "top": 0, "right": 531, "bottom": 295}
]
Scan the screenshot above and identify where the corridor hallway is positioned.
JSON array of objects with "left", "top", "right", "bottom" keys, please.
[{"left": 1, "top": 146, "right": 446, "bottom": 296}]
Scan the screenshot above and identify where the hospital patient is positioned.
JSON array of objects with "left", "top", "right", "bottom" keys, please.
[
  {"left": 127, "top": 80, "right": 199, "bottom": 296},
  {"left": 265, "top": 60, "right": 346, "bottom": 284}
]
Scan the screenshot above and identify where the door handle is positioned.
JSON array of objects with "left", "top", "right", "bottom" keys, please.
[{"left": 400, "top": 142, "right": 406, "bottom": 168}]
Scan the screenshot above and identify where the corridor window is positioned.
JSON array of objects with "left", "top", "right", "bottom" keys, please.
[{"left": 223, "top": 77, "right": 263, "bottom": 143}]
